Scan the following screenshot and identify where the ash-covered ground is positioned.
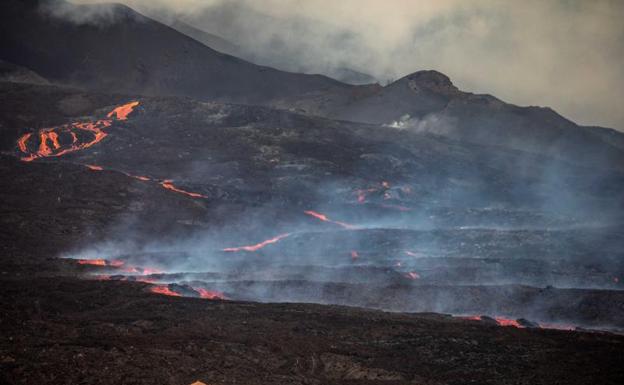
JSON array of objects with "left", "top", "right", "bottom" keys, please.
[
  {"left": 1, "top": 80, "right": 623, "bottom": 383},
  {"left": 1, "top": 1, "right": 624, "bottom": 382}
]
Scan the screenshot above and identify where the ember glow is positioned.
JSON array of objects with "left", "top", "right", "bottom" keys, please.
[
  {"left": 107, "top": 101, "right": 140, "bottom": 120},
  {"left": 149, "top": 284, "right": 224, "bottom": 300},
  {"left": 150, "top": 285, "right": 182, "bottom": 297},
  {"left": 85, "top": 164, "right": 103, "bottom": 171},
  {"left": 458, "top": 315, "right": 542, "bottom": 329},
  {"left": 17, "top": 101, "right": 139, "bottom": 162},
  {"left": 495, "top": 317, "right": 523, "bottom": 328},
  {"left": 223, "top": 233, "right": 291, "bottom": 252},
  {"left": 78, "top": 259, "right": 107, "bottom": 266},
  {"left": 459, "top": 315, "right": 523, "bottom": 328},
  {"left": 350, "top": 250, "right": 359, "bottom": 260},
  {"left": 77, "top": 258, "right": 124, "bottom": 267},
  {"left": 160, "top": 180, "right": 208, "bottom": 198},
  {"left": 354, "top": 181, "right": 391, "bottom": 203},
  {"left": 128, "top": 174, "right": 151, "bottom": 181},
  {"left": 195, "top": 288, "right": 225, "bottom": 300},
  {"left": 303, "top": 210, "right": 355, "bottom": 229}
]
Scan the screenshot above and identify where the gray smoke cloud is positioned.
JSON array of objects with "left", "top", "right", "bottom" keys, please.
[{"left": 68, "top": 0, "right": 624, "bottom": 129}]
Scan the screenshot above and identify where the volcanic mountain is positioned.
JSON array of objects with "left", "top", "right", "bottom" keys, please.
[
  {"left": 3, "top": 0, "right": 622, "bottom": 169},
  {"left": 2, "top": 80, "right": 623, "bottom": 327},
  {"left": 0, "top": 0, "right": 353, "bottom": 104},
  {"left": 2, "top": 2, "right": 624, "bottom": 384}
]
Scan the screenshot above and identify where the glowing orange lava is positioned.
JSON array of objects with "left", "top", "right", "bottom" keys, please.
[
  {"left": 150, "top": 285, "right": 182, "bottom": 297},
  {"left": 304, "top": 210, "right": 355, "bottom": 229},
  {"left": 459, "top": 315, "right": 524, "bottom": 328},
  {"left": 494, "top": 318, "right": 523, "bottom": 328},
  {"left": 160, "top": 180, "right": 207, "bottom": 198},
  {"left": 223, "top": 233, "right": 291, "bottom": 252},
  {"left": 17, "top": 101, "right": 139, "bottom": 162},
  {"left": 17, "top": 133, "right": 31, "bottom": 152},
  {"left": 350, "top": 250, "right": 359, "bottom": 260},
  {"left": 195, "top": 288, "right": 225, "bottom": 300},
  {"left": 355, "top": 181, "right": 392, "bottom": 203},
  {"left": 77, "top": 258, "right": 124, "bottom": 267},
  {"left": 85, "top": 164, "right": 103, "bottom": 171},
  {"left": 107, "top": 101, "right": 140, "bottom": 120},
  {"left": 78, "top": 259, "right": 107, "bottom": 266}
]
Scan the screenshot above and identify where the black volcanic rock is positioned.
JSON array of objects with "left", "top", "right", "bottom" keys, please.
[
  {"left": 0, "top": 59, "right": 49, "bottom": 85},
  {"left": 0, "top": 0, "right": 351, "bottom": 104},
  {"left": 167, "top": 19, "right": 242, "bottom": 57},
  {"left": 332, "top": 70, "right": 624, "bottom": 168},
  {"left": 2, "top": 1, "right": 623, "bottom": 169}
]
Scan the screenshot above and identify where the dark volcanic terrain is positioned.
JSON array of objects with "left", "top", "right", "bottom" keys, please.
[
  {"left": 1, "top": 1, "right": 624, "bottom": 384},
  {"left": 1, "top": 80, "right": 623, "bottom": 383}
]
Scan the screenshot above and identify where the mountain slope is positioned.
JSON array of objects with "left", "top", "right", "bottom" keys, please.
[
  {"left": 167, "top": 19, "right": 242, "bottom": 58},
  {"left": 330, "top": 71, "right": 624, "bottom": 167},
  {"left": 2, "top": 1, "right": 623, "bottom": 169},
  {"left": 0, "top": 0, "right": 351, "bottom": 104}
]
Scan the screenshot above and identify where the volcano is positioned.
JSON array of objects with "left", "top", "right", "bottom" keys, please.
[{"left": 1, "top": 1, "right": 624, "bottom": 384}]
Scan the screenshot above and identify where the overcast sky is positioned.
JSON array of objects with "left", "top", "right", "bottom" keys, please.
[{"left": 73, "top": 0, "right": 624, "bottom": 130}]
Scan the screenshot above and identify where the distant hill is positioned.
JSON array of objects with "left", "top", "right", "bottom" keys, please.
[
  {"left": 0, "top": 0, "right": 351, "bottom": 104},
  {"left": 0, "top": 59, "right": 49, "bottom": 85},
  {"left": 1, "top": 0, "right": 623, "bottom": 168},
  {"left": 329, "top": 71, "right": 624, "bottom": 168}
]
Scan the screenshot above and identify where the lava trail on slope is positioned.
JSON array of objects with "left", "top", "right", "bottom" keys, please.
[{"left": 17, "top": 101, "right": 139, "bottom": 162}]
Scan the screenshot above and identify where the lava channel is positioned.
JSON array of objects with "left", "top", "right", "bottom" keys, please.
[
  {"left": 160, "top": 180, "right": 207, "bottom": 199},
  {"left": 223, "top": 233, "right": 291, "bottom": 252},
  {"left": 304, "top": 210, "right": 356, "bottom": 229},
  {"left": 17, "top": 101, "right": 139, "bottom": 162}
]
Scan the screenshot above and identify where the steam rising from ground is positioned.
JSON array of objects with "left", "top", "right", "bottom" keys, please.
[{"left": 62, "top": 0, "right": 624, "bottom": 130}]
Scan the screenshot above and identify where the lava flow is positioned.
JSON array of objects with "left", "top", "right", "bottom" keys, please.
[
  {"left": 355, "top": 181, "right": 391, "bottom": 203},
  {"left": 78, "top": 258, "right": 124, "bottom": 267},
  {"left": 85, "top": 164, "right": 103, "bottom": 171},
  {"left": 304, "top": 210, "right": 356, "bottom": 229},
  {"left": 195, "top": 288, "right": 225, "bottom": 300},
  {"left": 223, "top": 233, "right": 291, "bottom": 252},
  {"left": 17, "top": 101, "right": 139, "bottom": 162},
  {"left": 150, "top": 285, "right": 182, "bottom": 297},
  {"left": 495, "top": 318, "right": 523, "bottom": 328},
  {"left": 160, "top": 180, "right": 207, "bottom": 199},
  {"left": 107, "top": 101, "right": 140, "bottom": 120},
  {"left": 150, "top": 284, "right": 224, "bottom": 300}
]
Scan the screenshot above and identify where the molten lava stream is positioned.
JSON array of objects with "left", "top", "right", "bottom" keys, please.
[
  {"left": 16, "top": 101, "right": 139, "bottom": 162},
  {"left": 77, "top": 258, "right": 124, "bottom": 267},
  {"left": 85, "top": 164, "right": 103, "bottom": 171},
  {"left": 494, "top": 318, "right": 523, "bottom": 328},
  {"left": 195, "top": 288, "right": 225, "bottom": 300},
  {"left": 107, "top": 101, "right": 140, "bottom": 120},
  {"left": 150, "top": 285, "right": 182, "bottom": 297},
  {"left": 160, "top": 180, "right": 207, "bottom": 198},
  {"left": 304, "top": 210, "right": 356, "bottom": 229},
  {"left": 223, "top": 233, "right": 291, "bottom": 252}
]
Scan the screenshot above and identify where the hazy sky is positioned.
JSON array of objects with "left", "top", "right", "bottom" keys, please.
[{"left": 72, "top": 0, "right": 624, "bottom": 129}]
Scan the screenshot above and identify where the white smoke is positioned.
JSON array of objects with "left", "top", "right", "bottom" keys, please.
[{"left": 385, "top": 113, "right": 456, "bottom": 136}]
